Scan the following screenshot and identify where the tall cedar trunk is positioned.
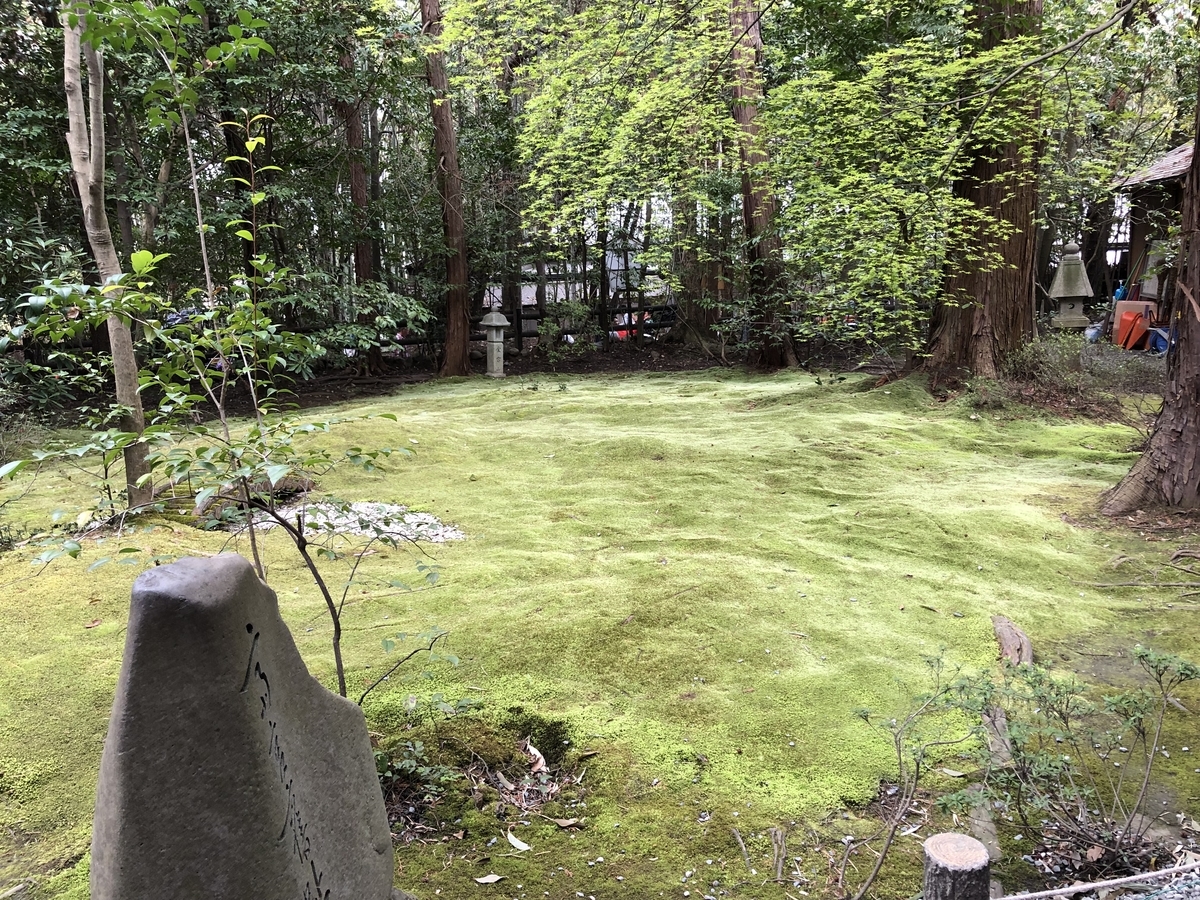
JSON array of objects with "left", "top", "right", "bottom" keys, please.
[
  {"left": 503, "top": 224, "right": 521, "bottom": 352},
  {"left": 925, "top": 0, "right": 1041, "bottom": 382},
  {"left": 369, "top": 106, "right": 383, "bottom": 278},
  {"left": 420, "top": 0, "right": 470, "bottom": 376},
  {"left": 729, "top": 0, "right": 792, "bottom": 368},
  {"left": 499, "top": 66, "right": 523, "bottom": 351},
  {"left": 63, "top": 5, "right": 151, "bottom": 507},
  {"left": 1102, "top": 75, "right": 1200, "bottom": 514},
  {"left": 535, "top": 248, "right": 547, "bottom": 317},
  {"left": 335, "top": 50, "right": 372, "bottom": 283}
]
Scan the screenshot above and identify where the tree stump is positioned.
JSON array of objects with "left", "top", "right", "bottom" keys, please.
[
  {"left": 991, "top": 615, "right": 1032, "bottom": 665},
  {"left": 923, "top": 833, "right": 990, "bottom": 900}
]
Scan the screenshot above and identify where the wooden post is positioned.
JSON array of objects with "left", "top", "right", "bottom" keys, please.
[{"left": 923, "top": 833, "right": 990, "bottom": 900}]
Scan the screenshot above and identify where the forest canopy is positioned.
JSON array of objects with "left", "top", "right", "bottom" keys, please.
[{"left": 0, "top": 0, "right": 1196, "bottom": 387}]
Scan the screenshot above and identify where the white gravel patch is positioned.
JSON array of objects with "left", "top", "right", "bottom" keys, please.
[{"left": 257, "top": 501, "right": 464, "bottom": 543}]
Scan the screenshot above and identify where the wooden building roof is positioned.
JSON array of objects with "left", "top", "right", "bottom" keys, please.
[{"left": 1114, "top": 142, "right": 1193, "bottom": 189}]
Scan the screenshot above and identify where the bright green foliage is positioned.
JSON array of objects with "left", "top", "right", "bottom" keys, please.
[
  {"left": 2, "top": 0, "right": 1198, "bottom": 373},
  {"left": 1037, "top": 1, "right": 1198, "bottom": 253},
  {"left": 761, "top": 0, "right": 1197, "bottom": 350},
  {"left": 763, "top": 42, "right": 974, "bottom": 350}
]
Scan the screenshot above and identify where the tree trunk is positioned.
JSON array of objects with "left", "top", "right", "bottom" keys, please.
[
  {"left": 503, "top": 220, "right": 522, "bottom": 353},
  {"left": 103, "top": 91, "right": 135, "bottom": 263},
  {"left": 1081, "top": 195, "right": 1115, "bottom": 303},
  {"left": 368, "top": 105, "right": 383, "bottom": 278},
  {"left": 535, "top": 247, "right": 547, "bottom": 317},
  {"left": 420, "top": 0, "right": 470, "bottom": 377},
  {"left": 598, "top": 215, "right": 610, "bottom": 350},
  {"left": 729, "top": 0, "right": 791, "bottom": 368},
  {"left": 335, "top": 49, "right": 373, "bottom": 284},
  {"left": 64, "top": 4, "right": 151, "bottom": 508},
  {"left": 1102, "top": 75, "right": 1200, "bottom": 515},
  {"left": 142, "top": 132, "right": 176, "bottom": 250},
  {"left": 924, "top": 0, "right": 1042, "bottom": 383}
]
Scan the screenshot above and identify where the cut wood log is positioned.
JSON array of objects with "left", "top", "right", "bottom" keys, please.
[
  {"left": 982, "top": 705, "right": 1013, "bottom": 766},
  {"left": 991, "top": 615, "right": 1032, "bottom": 665},
  {"left": 923, "top": 833, "right": 990, "bottom": 900}
]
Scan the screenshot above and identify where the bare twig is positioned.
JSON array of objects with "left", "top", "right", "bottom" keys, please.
[
  {"left": 357, "top": 631, "right": 447, "bottom": 706},
  {"left": 731, "top": 827, "right": 752, "bottom": 871},
  {"left": 997, "top": 860, "right": 1200, "bottom": 900}
]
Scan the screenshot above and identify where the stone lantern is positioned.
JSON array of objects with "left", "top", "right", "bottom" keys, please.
[
  {"left": 1048, "top": 242, "right": 1093, "bottom": 329},
  {"left": 480, "top": 311, "right": 510, "bottom": 377}
]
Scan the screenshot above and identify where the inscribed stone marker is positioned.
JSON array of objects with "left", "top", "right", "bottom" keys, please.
[{"left": 91, "top": 554, "right": 393, "bottom": 900}]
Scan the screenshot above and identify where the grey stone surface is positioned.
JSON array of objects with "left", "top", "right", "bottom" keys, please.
[
  {"left": 481, "top": 310, "right": 509, "bottom": 377},
  {"left": 91, "top": 554, "right": 393, "bottom": 900}
]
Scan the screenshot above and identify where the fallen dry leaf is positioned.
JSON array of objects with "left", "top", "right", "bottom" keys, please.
[
  {"left": 474, "top": 874, "right": 504, "bottom": 884},
  {"left": 549, "top": 817, "right": 579, "bottom": 828},
  {"left": 939, "top": 768, "right": 966, "bottom": 778},
  {"left": 1086, "top": 846, "right": 1104, "bottom": 862},
  {"left": 523, "top": 738, "right": 547, "bottom": 773},
  {"left": 506, "top": 830, "right": 531, "bottom": 852},
  {"left": 495, "top": 772, "right": 515, "bottom": 791},
  {"left": 85, "top": 619, "right": 102, "bottom": 628}
]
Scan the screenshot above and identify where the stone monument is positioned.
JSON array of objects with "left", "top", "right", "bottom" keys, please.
[{"left": 91, "top": 554, "right": 394, "bottom": 900}]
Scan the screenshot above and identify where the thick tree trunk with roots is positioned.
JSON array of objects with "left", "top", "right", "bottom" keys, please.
[
  {"left": 63, "top": 5, "right": 151, "bottom": 508},
  {"left": 1102, "top": 79, "right": 1200, "bottom": 515},
  {"left": 420, "top": 0, "right": 470, "bottom": 377},
  {"left": 729, "top": 0, "right": 793, "bottom": 369},
  {"left": 925, "top": 0, "right": 1041, "bottom": 383}
]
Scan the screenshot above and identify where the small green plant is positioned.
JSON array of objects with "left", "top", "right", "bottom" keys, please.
[
  {"left": 537, "top": 299, "right": 594, "bottom": 366},
  {"left": 846, "top": 655, "right": 978, "bottom": 900},
  {"left": 1003, "top": 332, "right": 1166, "bottom": 407},
  {"left": 966, "top": 378, "right": 1007, "bottom": 410},
  {"left": 1, "top": 117, "right": 445, "bottom": 702},
  {"left": 948, "top": 647, "right": 1200, "bottom": 877},
  {"left": 376, "top": 741, "right": 460, "bottom": 793},
  {"left": 375, "top": 739, "right": 462, "bottom": 831}
]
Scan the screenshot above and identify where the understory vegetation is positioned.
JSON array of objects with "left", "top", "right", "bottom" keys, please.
[{"left": 1, "top": 371, "right": 1198, "bottom": 899}]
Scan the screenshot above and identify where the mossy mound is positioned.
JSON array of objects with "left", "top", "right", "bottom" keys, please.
[{"left": 0, "top": 369, "right": 1195, "bottom": 899}]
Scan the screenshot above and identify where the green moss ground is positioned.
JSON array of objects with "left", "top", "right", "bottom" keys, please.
[{"left": 0, "top": 370, "right": 1197, "bottom": 898}]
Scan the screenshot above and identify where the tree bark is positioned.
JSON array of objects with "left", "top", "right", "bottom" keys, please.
[
  {"left": 729, "top": 0, "right": 791, "bottom": 368},
  {"left": 922, "top": 833, "right": 991, "bottom": 900},
  {"left": 142, "top": 131, "right": 176, "bottom": 249},
  {"left": 924, "top": 0, "right": 1042, "bottom": 383},
  {"left": 103, "top": 91, "right": 135, "bottom": 263},
  {"left": 1102, "top": 74, "right": 1200, "bottom": 515},
  {"left": 63, "top": 4, "right": 151, "bottom": 508},
  {"left": 420, "top": 0, "right": 470, "bottom": 377},
  {"left": 1081, "top": 195, "right": 1115, "bottom": 303},
  {"left": 334, "top": 49, "right": 373, "bottom": 284},
  {"left": 368, "top": 104, "right": 383, "bottom": 278}
]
